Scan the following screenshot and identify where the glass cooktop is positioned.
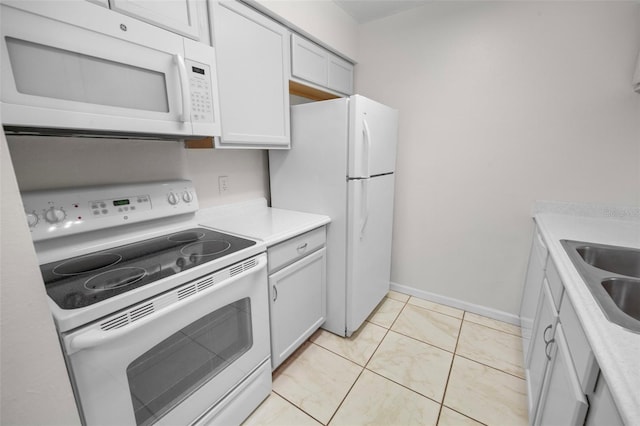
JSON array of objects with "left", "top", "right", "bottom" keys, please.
[{"left": 40, "top": 228, "right": 256, "bottom": 310}]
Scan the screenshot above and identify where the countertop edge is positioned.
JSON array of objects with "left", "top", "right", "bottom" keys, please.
[
  {"left": 196, "top": 202, "right": 331, "bottom": 247},
  {"left": 256, "top": 216, "right": 331, "bottom": 246},
  {"left": 534, "top": 213, "right": 640, "bottom": 424}
]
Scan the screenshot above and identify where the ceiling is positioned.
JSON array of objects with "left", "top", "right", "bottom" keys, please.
[{"left": 333, "top": 0, "right": 427, "bottom": 24}]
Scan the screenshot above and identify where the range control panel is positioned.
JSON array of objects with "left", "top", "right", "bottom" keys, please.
[{"left": 22, "top": 180, "right": 198, "bottom": 242}]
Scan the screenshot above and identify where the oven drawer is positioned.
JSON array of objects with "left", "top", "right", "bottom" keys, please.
[{"left": 267, "top": 226, "right": 326, "bottom": 273}]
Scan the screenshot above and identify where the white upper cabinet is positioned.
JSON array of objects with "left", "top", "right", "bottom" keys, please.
[
  {"left": 210, "top": 0, "right": 291, "bottom": 149},
  {"left": 328, "top": 54, "right": 354, "bottom": 95},
  {"left": 291, "top": 34, "right": 354, "bottom": 96},
  {"left": 109, "top": 0, "right": 203, "bottom": 40}
]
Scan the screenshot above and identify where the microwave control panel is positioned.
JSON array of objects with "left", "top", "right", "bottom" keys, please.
[{"left": 186, "top": 59, "right": 214, "bottom": 124}]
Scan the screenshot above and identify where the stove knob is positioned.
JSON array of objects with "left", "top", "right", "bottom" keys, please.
[
  {"left": 26, "top": 211, "right": 39, "bottom": 228},
  {"left": 167, "top": 192, "right": 179, "bottom": 205},
  {"left": 182, "top": 191, "right": 193, "bottom": 203},
  {"left": 44, "top": 207, "right": 66, "bottom": 224}
]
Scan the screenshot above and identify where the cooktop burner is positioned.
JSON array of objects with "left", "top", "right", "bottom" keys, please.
[{"left": 40, "top": 228, "right": 256, "bottom": 309}]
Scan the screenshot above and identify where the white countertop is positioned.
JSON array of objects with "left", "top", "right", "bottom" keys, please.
[
  {"left": 196, "top": 198, "right": 330, "bottom": 246},
  {"left": 534, "top": 213, "right": 640, "bottom": 424}
]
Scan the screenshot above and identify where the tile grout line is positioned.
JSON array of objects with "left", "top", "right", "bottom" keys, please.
[
  {"left": 435, "top": 309, "right": 467, "bottom": 425},
  {"left": 267, "top": 293, "right": 524, "bottom": 426},
  {"left": 270, "top": 389, "right": 326, "bottom": 425},
  {"left": 364, "top": 367, "right": 445, "bottom": 408},
  {"left": 324, "top": 296, "right": 409, "bottom": 425},
  {"left": 386, "top": 327, "right": 457, "bottom": 355},
  {"left": 463, "top": 316, "right": 523, "bottom": 338},
  {"left": 442, "top": 405, "right": 490, "bottom": 426},
  {"left": 454, "top": 353, "right": 526, "bottom": 382}
]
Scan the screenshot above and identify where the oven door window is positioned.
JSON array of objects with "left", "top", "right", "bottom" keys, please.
[{"left": 126, "top": 298, "right": 253, "bottom": 426}]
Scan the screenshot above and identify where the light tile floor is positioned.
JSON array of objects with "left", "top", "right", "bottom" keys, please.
[{"left": 244, "top": 291, "right": 528, "bottom": 426}]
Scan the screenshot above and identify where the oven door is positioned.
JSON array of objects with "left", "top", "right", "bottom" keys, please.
[
  {"left": 0, "top": 1, "right": 220, "bottom": 137},
  {"left": 62, "top": 254, "right": 269, "bottom": 426}
]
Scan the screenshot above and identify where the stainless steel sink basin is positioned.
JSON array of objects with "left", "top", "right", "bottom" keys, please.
[
  {"left": 601, "top": 278, "right": 640, "bottom": 321},
  {"left": 576, "top": 245, "right": 640, "bottom": 278},
  {"left": 562, "top": 240, "right": 640, "bottom": 334}
]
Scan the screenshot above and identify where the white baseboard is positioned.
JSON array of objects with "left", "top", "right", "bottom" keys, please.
[{"left": 390, "top": 282, "right": 521, "bottom": 326}]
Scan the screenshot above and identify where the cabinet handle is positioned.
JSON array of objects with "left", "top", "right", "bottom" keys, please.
[
  {"left": 297, "top": 243, "right": 308, "bottom": 252},
  {"left": 543, "top": 324, "right": 553, "bottom": 344},
  {"left": 272, "top": 285, "right": 278, "bottom": 302},
  {"left": 545, "top": 338, "right": 555, "bottom": 360}
]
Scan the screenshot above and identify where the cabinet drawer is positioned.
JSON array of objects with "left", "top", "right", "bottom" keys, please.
[
  {"left": 559, "top": 296, "right": 599, "bottom": 395},
  {"left": 545, "top": 258, "right": 564, "bottom": 312},
  {"left": 268, "top": 226, "right": 326, "bottom": 273}
]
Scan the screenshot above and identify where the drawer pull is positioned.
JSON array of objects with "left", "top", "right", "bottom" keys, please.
[
  {"left": 297, "top": 243, "right": 308, "bottom": 252},
  {"left": 272, "top": 285, "right": 278, "bottom": 302}
]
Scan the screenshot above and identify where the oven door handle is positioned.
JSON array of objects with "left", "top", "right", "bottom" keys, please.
[{"left": 66, "top": 255, "right": 267, "bottom": 354}]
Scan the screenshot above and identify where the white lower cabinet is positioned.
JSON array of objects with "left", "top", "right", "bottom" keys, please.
[
  {"left": 522, "top": 238, "right": 623, "bottom": 425},
  {"left": 585, "top": 374, "right": 624, "bottom": 426},
  {"left": 526, "top": 279, "right": 558, "bottom": 420},
  {"left": 535, "top": 324, "right": 588, "bottom": 426},
  {"left": 520, "top": 226, "right": 548, "bottom": 364},
  {"left": 267, "top": 227, "right": 327, "bottom": 369}
]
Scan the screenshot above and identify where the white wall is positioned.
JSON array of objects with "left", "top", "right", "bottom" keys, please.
[
  {"left": 1, "top": 133, "right": 81, "bottom": 425},
  {"left": 7, "top": 137, "right": 269, "bottom": 207},
  {"left": 356, "top": 2, "right": 640, "bottom": 316},
  {"left": 249, "top": 0, "right": 358, "bottom": 60}
]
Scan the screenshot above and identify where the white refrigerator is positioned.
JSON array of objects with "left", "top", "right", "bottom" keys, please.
[{"left": 269, "top": 95, "right": 398, "bottom": 337}]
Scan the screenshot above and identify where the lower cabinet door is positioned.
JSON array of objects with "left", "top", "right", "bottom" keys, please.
[
  {"left": 526, "top": 279, "right": 557, "bottom": 421},
  {"left": 268, "top": 248, "right": 326, "bottom": 369},
  {"left": 535, "top": 324, "right": 588, "bottom": 426}
]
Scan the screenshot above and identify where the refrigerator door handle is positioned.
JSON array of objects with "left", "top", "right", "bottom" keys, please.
[
  {"left": 360, "top": 179, "right": 369, "bottom": 239},
  {"left": 362, "top": 119, "right": 372, "bottom": 178}
]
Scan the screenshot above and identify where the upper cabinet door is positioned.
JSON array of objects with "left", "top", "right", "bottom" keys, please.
[
  {"left": 328, "top": 55, "right": 353, "bottom": 95},
  {"left": 211, "top": 0, "right": 291, "bottom": 149},
  {"left": 291, "top": 33, "right": 354, "bottom": 96},
  {"left": 291, "top": 34, "right": 329, "bottom": 87},
  {"left": 109, "top": 0, "right": 201, "bottom": 40}
]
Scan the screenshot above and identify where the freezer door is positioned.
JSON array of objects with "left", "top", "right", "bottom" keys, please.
[
  {"left": 348, "top": 95, "right": 399, "bottom": 178},
  {"left": 346, "top": 174, "right": 395, "bottom": 335}
]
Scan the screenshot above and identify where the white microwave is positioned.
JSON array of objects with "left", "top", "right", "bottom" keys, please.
[{"left": 0, "top": 1, "right": 221, "bottom": 139}]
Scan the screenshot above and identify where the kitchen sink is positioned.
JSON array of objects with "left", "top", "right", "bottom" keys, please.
[
  {"left": 562, "top": 240, "right": 640, "bottom": 334},
  {"left": 601, "top": 278, "right": 640, "bottom": 321},
  {"left": 576, "top": 245, "right": 640, "bottom": 278}
]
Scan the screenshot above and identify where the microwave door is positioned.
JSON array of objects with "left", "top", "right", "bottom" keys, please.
[{"left": 0, "top": 2, "right": 209, "bottom": 137}]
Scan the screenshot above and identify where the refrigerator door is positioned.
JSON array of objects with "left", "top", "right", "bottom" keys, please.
[
  {"left": 348, "top": 95, "right": 399, "bottom": 179},
  {"left": 346, "top": 173, "right": 395, "bottom": 335}
]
